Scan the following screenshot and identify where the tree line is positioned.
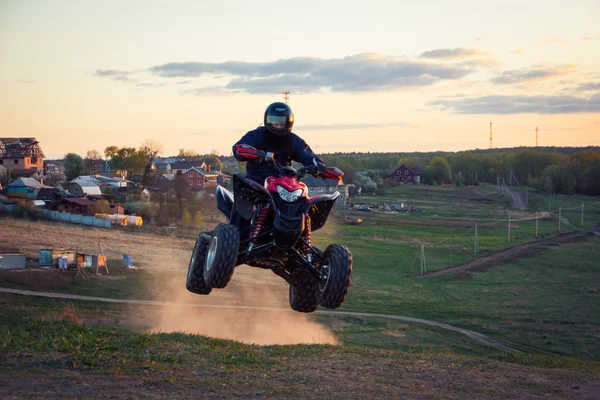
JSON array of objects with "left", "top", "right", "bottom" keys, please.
[{"left": 316, "top": 147, "right": 600, "bottom": 195}]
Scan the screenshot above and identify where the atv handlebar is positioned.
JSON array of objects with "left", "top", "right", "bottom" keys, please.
[{"left": 235, "top": 144, "right": 343, "bottom": 181}]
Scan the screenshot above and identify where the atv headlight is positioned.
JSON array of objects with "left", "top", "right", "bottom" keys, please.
[{"left": 277, "top": 185, "right": 303, "bottom": 202}]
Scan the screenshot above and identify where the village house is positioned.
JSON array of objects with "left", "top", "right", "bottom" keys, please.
[
  {"left": 60, "top": 197, "right": 97, "bottom": 215},
  {"left": 302, "top": 176, "right": 349, "bottom": 208},
  {"left": 170, "top": 161, "right": 210, "bottom": 176},
  {"left": 6, "top": 177, "right": 51, "bottom": 199},
  {"left": 43, "top": 159, "right": 64, "bottom": 177},
  {"left": 68, "top": 181, "right": 103, "bottom": 198},
  {"left": 384, "top": 164, "right": 422, "bottom": 184},
  {"left": 0, "top": 138, "right": 45, "bottom": 180},
  {"left": 183, "top": 167, "right": 219, "bottom": 191}
]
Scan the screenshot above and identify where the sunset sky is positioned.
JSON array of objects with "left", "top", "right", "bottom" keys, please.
[{"left": 1, "top": 0, "right": 599, "bottom": 159}]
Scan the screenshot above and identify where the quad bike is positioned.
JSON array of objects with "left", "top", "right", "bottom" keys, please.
[{"left": 186, "top": 145, "right": 352, "bottom": 312}]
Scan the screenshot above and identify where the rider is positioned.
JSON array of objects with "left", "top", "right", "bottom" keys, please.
[
  {"left": 231, "top": 101, "right": 326, "bottom": 239},
  {"left": 232, "top": 101, "right": 326, "bottom": 184}
]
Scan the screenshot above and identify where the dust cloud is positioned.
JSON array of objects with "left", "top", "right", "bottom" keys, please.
[{"left": 135, "top": 255, "right": 339, "bottom": 346}]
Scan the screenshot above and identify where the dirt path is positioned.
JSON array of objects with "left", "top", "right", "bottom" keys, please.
[
  {"left": 0, "top": 287, "right": 520, "bottom": 353},
  {"left": 507, "top": 187, "right": 527, "bottom": 210},
  {"left": 420, "top": 224, "right": 600, "bottom": 278}
]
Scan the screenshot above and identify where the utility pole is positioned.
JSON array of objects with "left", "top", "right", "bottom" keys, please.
[
  {"left": 489, "top": 122, "right": 493, "bottom": 150},
  {"left": 283, "top": 90, "right": 290, "bottom": 104},
  {"left": 536, "top": 127, "right": 538, "bottom": 147}
]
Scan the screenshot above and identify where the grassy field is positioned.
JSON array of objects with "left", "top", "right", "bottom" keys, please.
[
  {"left": 1, "top": 314, "right": 599, "bottom": 399},
  {"left": 1, "top": 183, "right": 600, "bottom": 397}
]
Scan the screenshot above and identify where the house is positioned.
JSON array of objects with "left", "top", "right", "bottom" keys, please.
[
  {"left": 183, "top": 167, "right": 219, "bottom": 191},
  {"left": 44, "top": 159, "right": 65, "bottom": 177},
  {"left": 6, "top": 177, "right": 50, "bottom": 199},
  {"left": 71, "top": 175, "right": 128, "bottom": 193},
  {"left": 109, "top": 204, "right": 124, "bottom": 215},
  {"left": 0, "top": 138, "right": 45, "bottom": 179},
  {"left": 68, "top": 181, "right": 103, "bottom": 197},
  {"left": 301, "top": 176, "right": 349, "bottom": 208},
  {"left": 384, "top": 165, "right": 422, "bottom": 184},
  {"left": 171, "top": 161, "right": 209, "bottom": 175},
  {"left": 157, "top": 174, "right": 175, "bottom": 190},
  {"left": 36, "top": 187, "right": 62, "bottom": 202},
  {"left": 60, "top": 198, "right": 97, "bottom": 215}
]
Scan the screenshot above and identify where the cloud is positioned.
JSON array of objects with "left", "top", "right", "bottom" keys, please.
[
  {"left": 94, "top": 69, "right": 133, "bottom": 77},
  {"left": 132, "top": 53, "right": 490, "bottom": 94},
  {"left": 14, "top": 80, "right": 35, "bottom": 84},
  {"left": 576, "top": 82, "right": 600, "bottom": 91},
  {"left": 419, "top": 47, "right": 491, "bottom": 59},
  {"left": 430, "top": 93, "right": 600, "bottom": 114},
  {"left": 491, "top": 64, "right": 576, "bottom": 84},
  {"left": 459, "top": 58, "right": 503, "bottom": 68},
  {"left": 300, "top": 122, "right": 413, "bottom": 131},
  {"left": 512, "top": 48, "right": 524, "bottom": 55},
  {"left": 581, "top": 36, "right": 600, "bottom": 41}
]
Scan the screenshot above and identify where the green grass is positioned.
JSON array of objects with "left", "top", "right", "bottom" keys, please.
[{"left": 1, "top": 183, "right": 599, "bottom": 365}]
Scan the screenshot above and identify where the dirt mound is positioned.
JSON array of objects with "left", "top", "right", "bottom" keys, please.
[{"left": 0, "top": 269, "right": 73, "bottom": 288}]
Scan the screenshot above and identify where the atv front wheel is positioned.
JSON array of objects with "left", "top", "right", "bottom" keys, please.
[
  {"left": 289, "top": 271, "right": 319, "bottom": 313},
  {"left": 318, "top": 244, "right": 353, "bottom": 309},
  {"left": 203, "top": 224, "right": 240, "bottom": 289},
  {"left": 186, "top": 234, "right": 212, "bottom": 295}
]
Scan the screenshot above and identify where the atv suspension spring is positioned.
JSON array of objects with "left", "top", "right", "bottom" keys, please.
[
  {"left": 249, "top": 206, "right": 270, "bottom": 242},
  {"left": 302, "top": 216, "right": 313, "bottom": 258}
]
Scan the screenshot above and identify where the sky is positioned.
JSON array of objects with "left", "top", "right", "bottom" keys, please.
[{"left": 1, "top": 0, "right": 599, "bottom": 159}]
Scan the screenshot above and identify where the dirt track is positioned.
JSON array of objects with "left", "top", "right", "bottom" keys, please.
[
  {"left": 0, "top": 287, "right": 519, "bottom": 353},
  {"left": 420, "top": 224, "right": 600, "bottom": 277}
]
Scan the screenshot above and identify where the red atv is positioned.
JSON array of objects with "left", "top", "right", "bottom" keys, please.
[{"left": 186, "top": 145, "right": 352, "bottom": 312}]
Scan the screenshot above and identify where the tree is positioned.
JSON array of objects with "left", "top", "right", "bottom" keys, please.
[
  {"left": 174, "top": 170, "right": 192, "bottom": 219},
  {"left": 181, "top": 207, "right": 192, "bottom": 226},
  {"left": 95, "top": 199, "right": 110, "bottom": 214},
  {"left": 429, "top": 157, "right": 451, "bottom": 184},
  {"left": 178, "top": 148, "right": 200, "bottom": 157},
  {"left": 85, "top": 149, "right": 102, "bottom": 174},
  {"left": 104, "top": 146, "right": 119, "bottom": 159},
  {"left": 194, "top": 210, "right": 204, "bottom": 227},
  {"left": 202, "top": 150, "right": 224, "bottom": 172},
  {"left": 63, "top": 153, "right": 87, "bottom": 181}
]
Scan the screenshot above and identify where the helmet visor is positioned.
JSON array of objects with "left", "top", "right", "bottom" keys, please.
[{"left": 266, "top": 115, "right": 288, "bottom": 126}]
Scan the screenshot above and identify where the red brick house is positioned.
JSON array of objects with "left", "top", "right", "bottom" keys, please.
[
  {"left": 385, "top": 165, "right": 421, "bottom": 184},
  {"left": 183, "top": 167, "right": 219, "bottom": 191}
]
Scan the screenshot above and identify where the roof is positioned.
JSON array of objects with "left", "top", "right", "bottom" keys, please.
[
  {"left": 184, "top": 167, "right": 219, "bottom": 177},
  {"left": 0, "top": 138, "right": 45, "bottom": 158},
  {"left": 7, "top": 177, "right": 49, "bottom": 188},
  {"left": 172, "top": 161, "right": 207, "bottom": 170},
  {"left": 302, "top": 176, "right": 340, "bottom": 188},
  {"left": 64, "top": 198, "right": 96, "bottom": 206},
  {"left": 386, "top": 164, "right": 422, "bottom": 177}
]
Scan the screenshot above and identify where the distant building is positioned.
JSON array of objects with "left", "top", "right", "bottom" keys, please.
[
  {"left": 68, "top": 181, "right": 103, "bottom": 197},
  {"left": 0, "top": 138, "right": 45, "bottom": 179},
  {"left": 6, "top": 177, "right": 50, "bottom": 199},
  {"left": 384, "top": 165, "right": 421, "bottom": 184},
  {"left": 301, "top": 176, "right": 348, "bottom": 208},
  {"left": 44, "top": 159, "right": 65, "bottom": 178},
  {"left": 182, "top": 167, "right": 219, "bottom": 191}
]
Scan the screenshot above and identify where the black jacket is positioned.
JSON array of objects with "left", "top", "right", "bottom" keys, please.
[{"left": 233, "top": 127, "right": 325, "bottom": 183}]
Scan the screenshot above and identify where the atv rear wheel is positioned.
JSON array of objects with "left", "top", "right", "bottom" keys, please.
[
  {"left": 289, "top": 272, "right": 319, "bottom": 313},
  {"left": 203, "top": 224, "right": 240, "bottom": 289},
  {"left": 186, "top": 234, "right": 212, "bottom": 295},
  {"left": 318, "top": 244, "right": 353, "bottom": 309}
]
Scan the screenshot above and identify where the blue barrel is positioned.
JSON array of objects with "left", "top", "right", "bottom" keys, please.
[
  {"left": 58, "top": 257, "right": 68, "bottom": 269},
  {"left": 123, "top": 255, "right": 133, "bottom": 268}
]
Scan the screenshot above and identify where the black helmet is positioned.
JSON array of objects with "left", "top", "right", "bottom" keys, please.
[{"left": 264, "top": 102, "right": 294, "bottom": 137}]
